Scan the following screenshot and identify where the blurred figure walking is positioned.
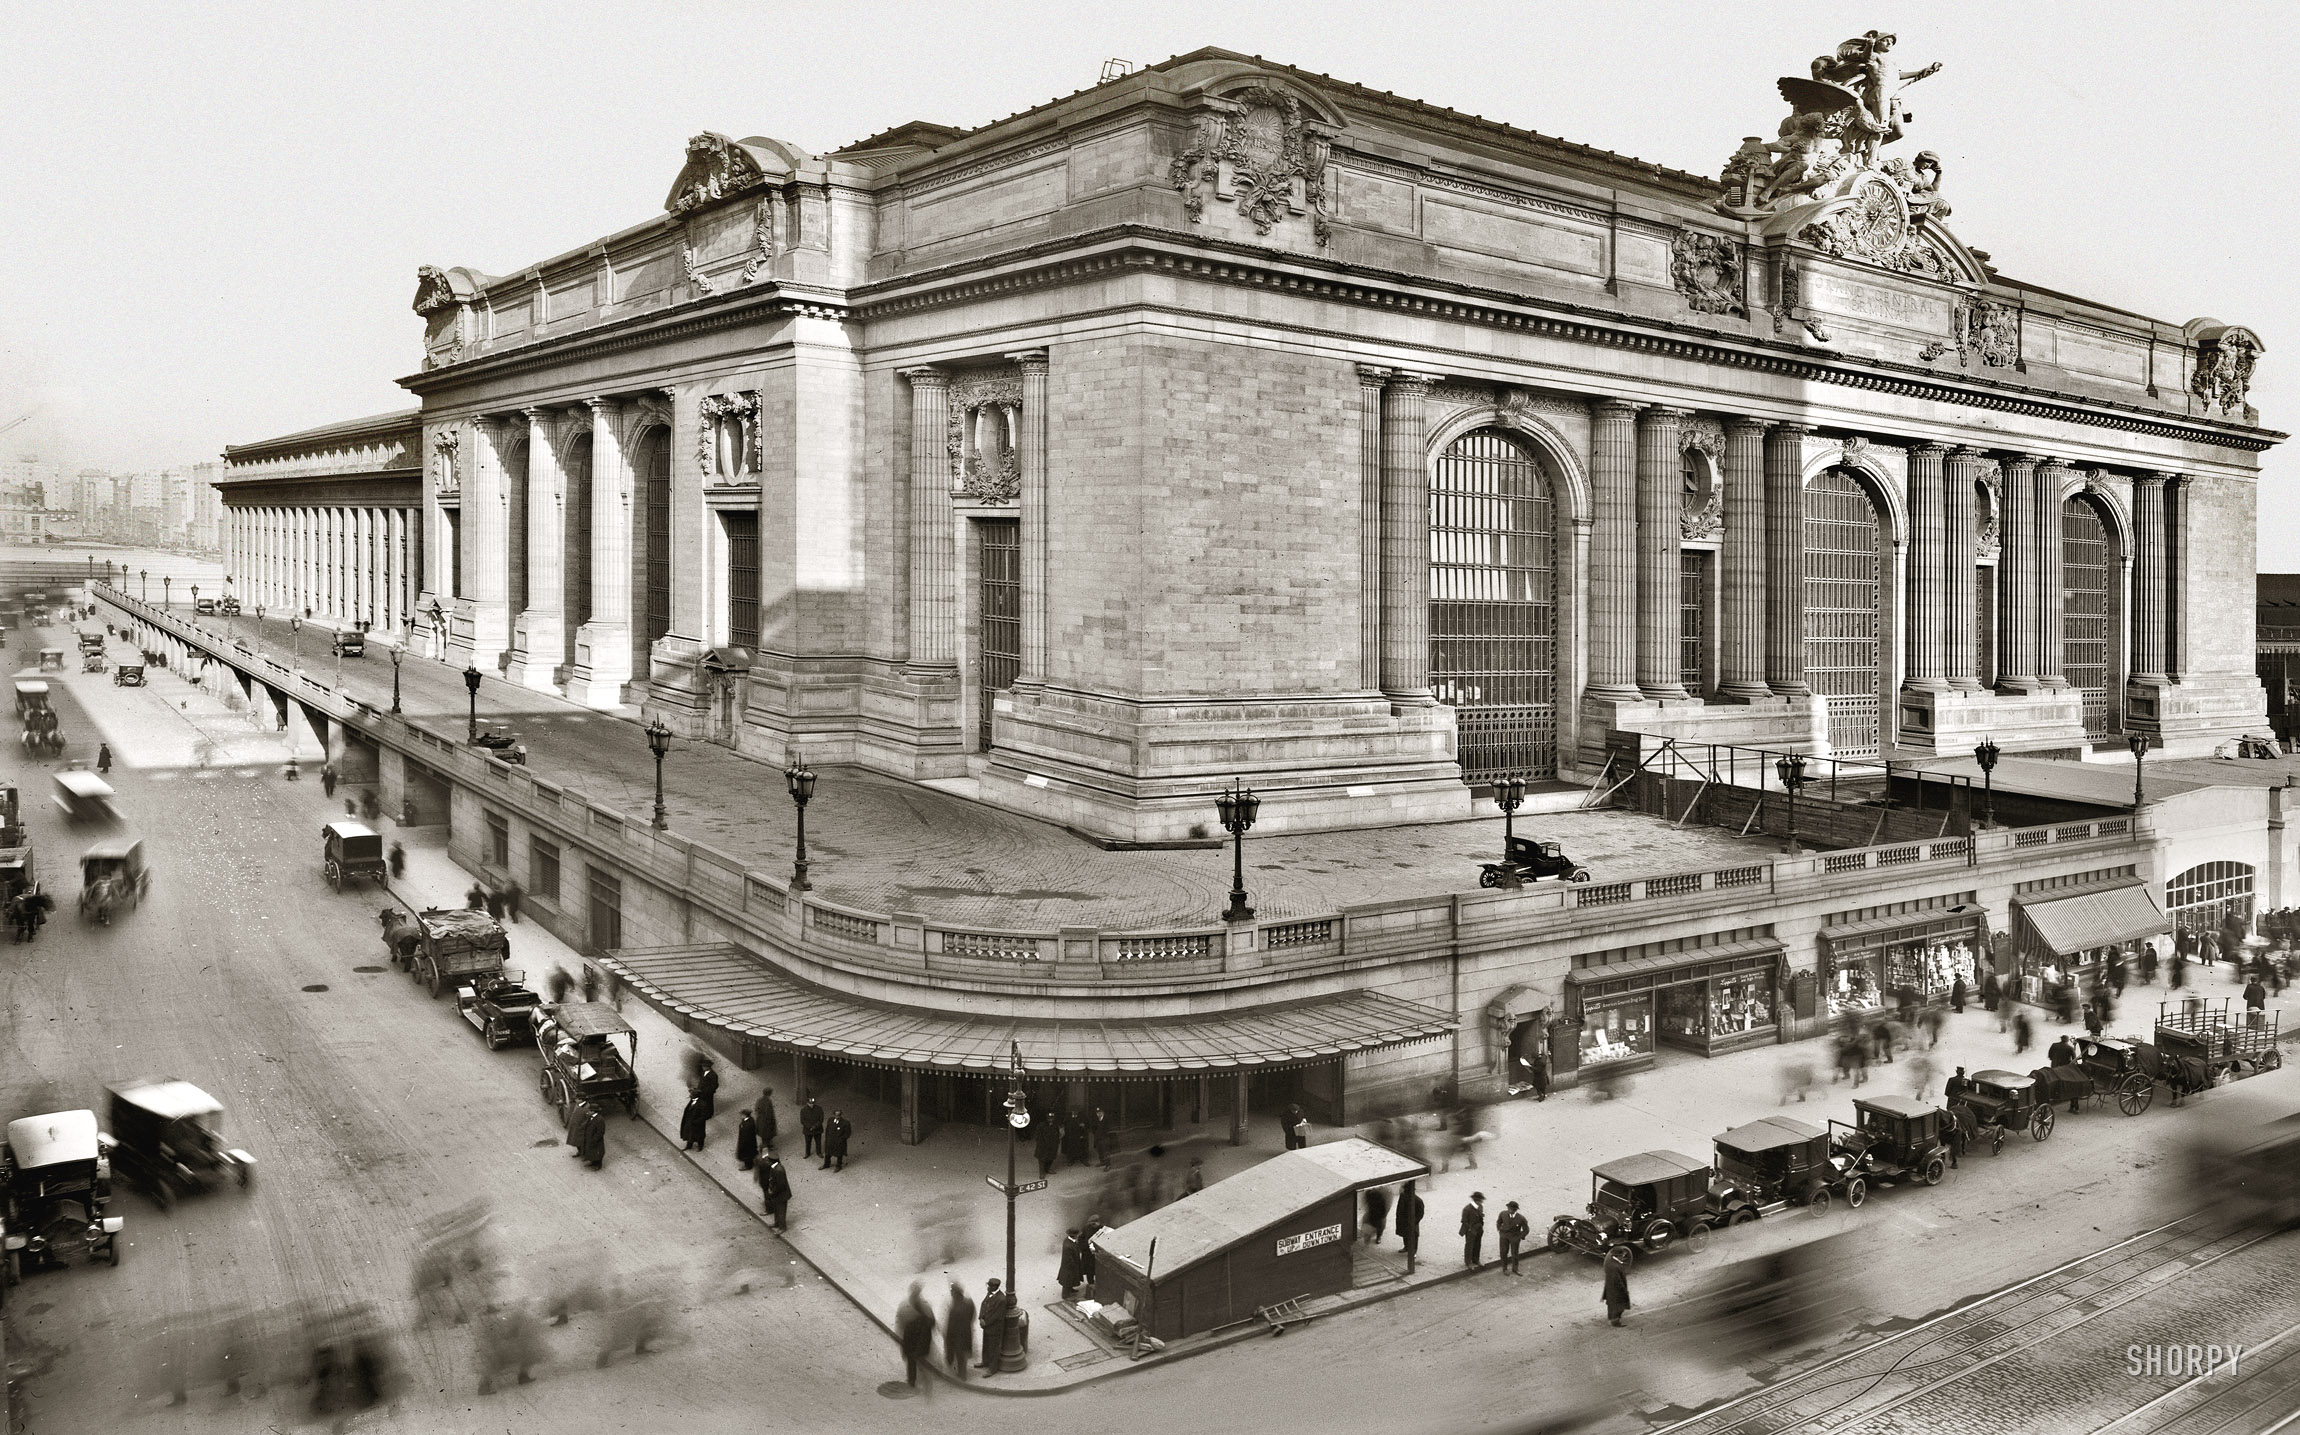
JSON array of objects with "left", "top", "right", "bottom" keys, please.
[
  {"left": 943, "top": 1279, "right": 975, "bottom": 1380},
  {"left": 1394, "top": 1182, "right": 1424, "bottom": 1274},
  {"left": 897, "top": 1282, "right": 937, "bottom": 1393},
  {"left": 1603, "top": 1251, "right": 1633, "bottom": 1326}
]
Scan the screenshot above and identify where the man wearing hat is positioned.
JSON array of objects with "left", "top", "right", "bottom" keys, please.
[
  {"left": 1459, "top": 1191, "right": 1487, "bottom": 1271},
  {"left": 1494, "top": 1200, "right": 1530, "bottom": 1275}
]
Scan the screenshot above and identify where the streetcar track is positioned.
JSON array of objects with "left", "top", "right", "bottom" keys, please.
[{"left": 2109, "top": 1320, "right": 2300, "bottom": 1435}]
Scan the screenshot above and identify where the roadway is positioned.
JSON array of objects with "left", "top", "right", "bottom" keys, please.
[{"left": 3, "top": 605, "right": 2296, "bottom": 1434}]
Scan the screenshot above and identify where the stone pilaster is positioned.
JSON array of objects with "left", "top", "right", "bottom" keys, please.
[
  {"left": 508, "top": 408, "right": 565, "bottom": 690},
  {"left": 1945, "top": 448, "right": 1982, "bottom": 690},
  {"left": 1010, "top": 350, "right": 1050, "bottom": 689},
  {"left": 1586, "top": 399, "right": 1641, "bottom": 700},
  {"left": 1636, "top": 407, "right": 1690, "bottom": 700},
  {"left": 1765, "top": 423, "right": 1813, "bottom": 696},
  {"left": 1717, "top": 416, "right": 1769, "bottom": 701},
  {"left": 901, "top": 368, "right": 956, "bottom": 671},
  {"left": 1995, "top": 452, "right": 2046, "bottom": 691},
  {"left": 2166, "top": 476, "right": 2192, "bottom": 682},
  {"left": 2038, "top": 459, "right": 2077, "bottom": 688},
  {"left": 1380, "top": 372, "right": 1436, "bottom": 703},
  {"left": 2130, "top": 473, "right": 2169, "bottom": 681},
  {"left": 1903, "top": 442, "right": 1950, "bottom": 692},
  {"left": 1357, "top": 365, "right": 1390, "bottom": 691},
  {"left": 569, "top": 396, "right": 635, "bottom": 707},
  {"left": 453, "top": 419, "right": 515, "bottom": 666}
]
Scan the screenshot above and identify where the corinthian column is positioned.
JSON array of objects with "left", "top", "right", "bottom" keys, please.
[
  {"left": 1587, "top": 400, "right": 1641, "bottom": 700},
  {"left": 2130, "top": 473, "right": 2169, "bottom": 682},
  {"left": 1718, "top": 416, "right": 1769, "bottom": 701},
  {"left": 1903, "top": 442, "right": 1950, "bottom": 692},
  {"left": 901, "top": 368, "right": 955, "bottom": 672},
  {"left": 566, "top": 398, "right": 633, "bottom": 706},
  {"left": 1358, "top": 366, "right": 1390, "bottom": 691},
  {"left": 1996, "top": 453, "right": 2045, "bottom": 690},
  {"left": 1766, "top": 423, "right": 1813, "bottom": 696},
  {"left": 1945, "top": 448, "right": 1982, "bottom": 689},
  {"left": 2039, "top": 459, "right": 2076, "bottom": 688},
  {"left": 1380, "top": 372, "right": 1436, "bottom": 702},
  {"left": 1009, "top": 350, "right": 1050, "bottom": 689},
  {"left": 508, "top": 408, "right": 564, "bottom": 690},
  {"left": 1637, "top": 406, "right": 1690, "bottom": 699}
]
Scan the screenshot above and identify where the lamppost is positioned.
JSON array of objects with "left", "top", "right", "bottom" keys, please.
[
  {"left": 1493, "top": 774, "right": 1528, "bottom": 868},
  {"left": 189, "top": 584, "right": 198, "bottom": 621},
  {"left": 1974, "top": 737, "right": 2000, "bottom": 830},
  {"left": 1775, "top": 752, "right": 1808, "bottom": 855},
  {"left": 785, "top": 759, "right": 816, "bottom": 891},
  {"left": 1216, "top": 779, "right": 1261, "bottom": 923},
  {"left": 162, "top": 576, "right": 170, "bottom": 610},
  {"left": 139, "top": 569, "right": 148, "bottom": 602},
  {"left": 289, "top": 613, "right": 302, "bottom": 668},
  {"left": 2128, "top": 731, "right": 2153, "bottom": 812},
  {"left": 646, "top": 718, "right": 672, "bottom": 830},
  {"left": 462, "top": 664, "right": 482, "bottom": 742},
  {"left": 991, "top": 1041, "right": 1034, "bottom": 1373},
  {"left": 389, "top": 641, "right": 404, "bottom": 715},
  {"left": 427, "top": 600, "right": 447, "bottom": 661}
]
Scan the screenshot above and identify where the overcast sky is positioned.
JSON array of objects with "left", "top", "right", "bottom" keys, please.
[{"left": 3, "top": 1, "right": 2294, "bottom": 553}]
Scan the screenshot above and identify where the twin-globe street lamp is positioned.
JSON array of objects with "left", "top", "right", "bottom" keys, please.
[
  {"left": 785, "top": 759, "right": 816, "bottom": 892},
  {"left": 1775, "top": 752, "right": 1809, "bottom": 855},
  {"left": 389, "top": 640, "right": 404, "bottom": 715},
  {"left": 463, "top": 664, "right": 482, "bottom": 743},
  {"left": 646, "top": 718, "right": 673, "bottom": 830},
  {"left": 1974, "top": 737, "right": 2001, "bottom": 829},
  {"left": 1216, "top": 780, "right": 1261, "bottom": 923}
]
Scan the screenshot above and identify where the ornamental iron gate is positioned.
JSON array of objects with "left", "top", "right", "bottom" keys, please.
[
  {"left": 1680, "top": 550, "right": 1710, "bottom": 697},
  {"left": 1804, "top": 467, "right": 1882, "bottom": 758},
  {"left": 1429, "top": 431, "right": 1557, "bottom": 782},
  {"left": 2062, "top": 497, "right": 2116, "bottom": 738},
  {"left": 977, "top": 518, "right": 1020, "bottom": 752}
]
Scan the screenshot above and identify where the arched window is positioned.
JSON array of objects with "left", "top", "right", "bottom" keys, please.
[
  {"left": 2167, "top": 861, "right": 2255, "bottom": 937},
  {"left": 1804, "top": 468, "right": 1884, "bottom": 757},
  {"left": 1429, "top": 430, "right": 1557, "bottom": 781},
  {"left": 637, "top": 429, "right": 671, "bottom": 672},
  {"left": 565, "top": 433, "right": 593, "bottom": 671},
  {"left": 2061, "top": 495, "right": 2119, "bottom": 738},
  {"left": 502, "top": 435, "right": 529, "bottom": 617}
]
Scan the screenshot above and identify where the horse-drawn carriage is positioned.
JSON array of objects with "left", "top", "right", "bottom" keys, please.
[
  {"left": 378, "top": 905, "right": 510, "bottom": 997},
  {"left": 1476, "top": 835, "right": 1591, "bottom": 889},
  {"left": 79, "top": 839, "right": 150, "bottom": 925},
  {"left": 15, "top": 680, "right": 62, "bottom": 756},
  {"left": 321, "top": 821, "right": 387, "bottom": 893},
  {"left": 1953, "top": 1070, "right": 2056, "bottom": 1154},
  {"left": 534, "top": 1003, "right": 639, "bottom": 1120}
]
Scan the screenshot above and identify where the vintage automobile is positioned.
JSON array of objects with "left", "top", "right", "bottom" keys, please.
[
  {"left": 53, "top": 771, "right": 116, "bottom": 825},
  {"left": 472, "top": 727, "right": 527, "bottom": 764},
  {"left": 1546, "top": 1150, "right": 1722, "bottom": 1266},
  {"left": 37, "top": 648, "right": 63, "bottom": 674},
  {"left": 113, "top": 662, "right": 145, "bottom": 688},
  {"left": 192, "top": 598, "right": 218, "bottom": 616},
  {"left": 386, "top": 906, "right": 510, "bottom": 997},
  {"left": 332, "top": 628, "right": 365, "bottom": 659},
  {"left": 2155, "top": 998, "right": 2282, "bottom": 1101},
  {"left": 1828, "top": 1096, "right": 1951, "bottom": 1191},
  {"left": 102, "top": 1080, "right": 253, "bottom": 1211},
  {"left": 13, "top": 678, "right": 47, "bottom": 720},
  {"left": 321, "top": 820, "right": 388, "bottom": 893},
  {"left": 1953, "top": 1069, "right": 2054, "bottom": 1154},
  {"left": 217, "top": 597, "right": 240, "bottom": 616},
  {"left": 79, "top": 651, "right": 103, "bottom": 675},
  {"left": 1477, "top": 835, "right": 1592, "bottom": 889},
  {"left": 2, "top": 1110, "right": 122, "bottom": 1276},
  {"left": 457, "top": 969, "right": 544, "bottom": 1050},
  {"left": 75, "top": 631, "right": 103, "bottom": 655},
  {"left": 79, "top": 839, "right": 150, "bottom": 924},
  {"left": 534, "top": 1002, "right": 640, "bottom": 1118},
  {"left": 1712, "top": 1115, "right": 1864, "bottom": 1215}
]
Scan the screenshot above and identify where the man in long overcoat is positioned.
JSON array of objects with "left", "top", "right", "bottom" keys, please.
[
  {"left": 694, "top": 1058, "right": 719, "bottom": 1121},
  {"left": 1363, "top": 1184, "right": 1390, "bottom": 1244},
  {"left": 943, "top": 1279, "right": 975, "bottom": 1380},
  {"left": 797, "top": 1094, "right": 822, "bottom": 1158},
  {"left": 566, "top": 1100, "right": 605, "bottom": 1169},
  {"left": 822, "top": 1111, "right": 852, "bottom": 1171},
  {"left": 1460, "top": 1191, "right": 1486, "bottom": 1270},
  {"left": 1057, "top": 1228, "right": 1085, "bottom": 1300},
  {"left": 1603, "top": 1250, "right": 1633, "bottom": 1326},
  {"left": 1393, "top": 1182, "right": 1424, "bottom": 1274},
  {"left": 1061, "top": 1112, "right": 1091, "bottom": 1167},
  {"left": 734, "top": 1110, "right": 760, "bottom": 1170},
  {"left": 1033, "top": 1110, "right": 1060, "bottom": 1179},
  {"left": 975, "top": 1279, "right": 1011, "bottom": 1372},
  {"left": 678, "top": 1090, "right": 709, "bottom": 1151},
  {"left": 1078, "top": 1215, "right": 1102, "bottom": 1288},
  {"left": 753, "top": 1087, "right": 778, "bottom": 1150},
  {"left": 756, "top": 1151, "right": 790, "bottom": 1230},
  {"left": 896, "top": 1282, "right": 936, "bottom": 1391}
]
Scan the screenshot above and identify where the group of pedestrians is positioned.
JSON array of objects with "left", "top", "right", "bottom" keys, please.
[
  {"left": 463, "top": 879, "right": 524, "bottom": 923},
  {"left": 896, "top": 1275, "right": 1025, "bottom": 1391},
  {"left": 1029, "top": 1104, "right": 1119, "bottom": 1177}
]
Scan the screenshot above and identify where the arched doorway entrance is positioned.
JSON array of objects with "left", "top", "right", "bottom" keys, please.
[
  {"left": 635, "top": 429, "right": 671, "bottom": 678},
  {"left": 1429, "top": 429, "right": 1558, "bottom": 781},
  {"left": 2061, "top": 495, "right": 2119, "bottom": 738},
  {"left": 1804, "top": 467, "right": 1884, "bottom": 757},
  {"left": 2167, "top": 861, "right": 2255, "bottom": 943}
]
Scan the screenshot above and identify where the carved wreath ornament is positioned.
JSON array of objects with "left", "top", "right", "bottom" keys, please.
[
  {"left": 1171, "top": 85, "right": 1334, "bottom": 245},
  {"left": 698, "top": 392, "right": 760, "bottom": 482},
  {"left": 1671, "top": 230, "right": 1746, "bottom": 317},
  {"left": 946, "top": 371, "right": 1023, "bottom": 503}
]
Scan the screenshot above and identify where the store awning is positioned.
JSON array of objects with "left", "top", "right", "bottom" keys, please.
[
  {"left": 1566, "top": 938, "right": 1784, "bottom": 988},
  {"left": 598, "top": 943, "right": 1456, "bottom": 1076},
  {"left": 1820, "top": 904, "right": 1986, "bottom": 947},
  {"left": 2014, "top": 882, "right": 2170, "bottom": 957}
]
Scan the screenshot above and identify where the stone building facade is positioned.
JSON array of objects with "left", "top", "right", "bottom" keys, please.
[{"left": 216, "top": 410, "right": 422, "bottom": 632}]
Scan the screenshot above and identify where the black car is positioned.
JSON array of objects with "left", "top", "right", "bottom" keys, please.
[
  {"left": 457, "top": 970, "right": 543, "bottom": 1050},
  {"left": 103, "top": 1080, "right": 254, "bottom": 1211},
  {"left": 3, "top": 1110, "right": 121, "bottom": 1277}
]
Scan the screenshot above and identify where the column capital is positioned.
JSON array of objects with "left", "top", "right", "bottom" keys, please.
[
  {"left": 1640, "top": 404, "right": 1694, "bottom": 422},
  {"left": 1995, "top": 450, "right": 2049, "bottom": 468},
  {"left": 2037, "top": 456, "right": 2081, "bottom": 474},
  {"left": 1767, "top": 420, "right": 1816, "bottom": 438},
  {"left": 1726, "top": 414, "right": 1771, "bottom": 434},
  {"left": 898, "top": 366, "right": 948, "bottom": 388},
  {"left": 582, "top": 395, "right": 620, "bottom": 415},
  {"left": 1386, "top": 370, "right": 1441, "bottom": 395},
  {"left": 1907, "top": 439, "right": 1953, "bottom": 456},
  {"left": 1003, "top": 349, "right": 1049, "bottom": 373},
  {"left": 1593, "top": 397, "right": 1644, "bottom": 419},
  {"left": 1947, "top": 443, "right": 1991, "bottom": 460},
  {"left": 1355, "top": 364, "right": 1393, "bottom": 388},
  {"left": 2132, "top": 469, "right": 2177, "bottom": 486},
  {"left": 521, "top": 406, "right": 553, "bottom": 427}
]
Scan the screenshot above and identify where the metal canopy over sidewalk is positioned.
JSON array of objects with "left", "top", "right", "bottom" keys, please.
[
  {"left": 2014, "top": 881, "right": 2171, "bottom": 956},
  {"left": 599, "top": 943, "right": 1456, "bottom": 1075}
]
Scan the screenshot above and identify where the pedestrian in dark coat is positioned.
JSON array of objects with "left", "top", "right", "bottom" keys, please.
[
  {"left": 2245, "top": 976, "right": 2269, "bottom": 1024},
  {"left": 466, "top": 882, "right": 486, "bottom": 911},
  {"left": 566, "top": 1100, "right": 605, "bottom": 1170},
  {"left": 943, "top": 1280, "right": 975, "bottom": 1380},
  {"left": 2047, "top": 1035, "right": 2076, "bottom": 1070},
  {"left": 822, "top": 1111, "right": 852, "bottom": 1171},
  {"left": 1058, "top": 1228, "right": 1085, "bottom": 1300},
  {"left": 1032, "top": 1112, "right": 1060, "bottom": 1179},
  {"left": 1092, "top": 1107, "right": 1115, "bottom": 1168},
  {"left": 485, "top": 886, "right": 506, "bottom": 921},
  {"left": 1496, "top": 1201, "right": 1530, "bottom": 1275},
  {"left": 1281, "top": 1103, "right": 1308, "bottom": 1150},
  {"left": 388, "top": 842, "right": 406, "bottom": 880},
  {"left": 1363, "top": 1184, "right": 1391, "bottom": 1244},
  {"left": 734, "top": 1111, "right": 759, "bottom": 1169},
  {"left": 1603, "top": 1251, "right": 1632, "bottom": 1325},
  {"left": 753, "top": 1087, "right": 778, "bottom": 1150},
  {"left": 321, "top": 764, "right": 338, "bottom": 798},
  {"left": 1061, "top": 1112, "right": 1090, "bottom": 1167},
  {"left": 1393, "top": 1184, "right": 1424, "bottom": 1273},
  {"left": 2012, "top": 1009, "right": 2034, "bottom": 1055},
  {"left": 798, "top": 1095, "right": 822, "bottom": 1158},
  {"left": 897, "top": 1282, "right": 936, "bottom": 1391},
  {"left": 1950, "top": 974, "right": 1967, "bottom": 1013},
  {"left": 2170, "top": 951, "right": 2188, "bottom": 991},
  {"left": 1077, "top": 1212, "right": 1104, "bottom": 1287},
  {"left": 502, "top": 881, "right": 523, "bottom": 924},
  {"left": 1981, "top": 970, "right": 2000, "bottom": 1011},
  {"left": 679, "top": 1091, "right": 709, "bottom": 1151},
  {"left": 756, "top": 1152, "right": 790, "bottom": 1230},
  {"left": 975, "top": 1280, "right": 1010, "bottom": 1372},
  {"left": 695, "top": 1059, "right": 719, "bottom": 1121},
  {"left": 1459, "top": 1191, "right": 1486, "bottom": 1270}
]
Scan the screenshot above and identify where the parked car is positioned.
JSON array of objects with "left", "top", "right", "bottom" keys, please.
[
  {"left": 1547, "top": 1149, "right": 1722, "bottom": 1265},
  {"left": 2, "top": 1110, "right": 122, "bottom": 1278},
  {"left": 1828, "top": 1095, "right": 1951, "bottom": 1191},
  {"left": 1712, "top": 1115, "right": 1865, "bottom": 1216},
  {"left": 456, "top": 969, "right": 543, "bottom": 1050}
]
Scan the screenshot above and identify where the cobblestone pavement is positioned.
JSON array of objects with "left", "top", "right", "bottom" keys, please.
[
  {"left": 184, "top": 609, "right": 1776, "bottom": 930},
  {"left": 1652, "top": 1214, "right": 2300, "bottom": 1435}
]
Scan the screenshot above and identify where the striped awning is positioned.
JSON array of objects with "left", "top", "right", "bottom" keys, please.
[{"left": 598, "top": 943, "right": 1456, "bottom": 1076}]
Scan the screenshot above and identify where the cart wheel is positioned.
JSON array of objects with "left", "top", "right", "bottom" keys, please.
[
  {"left": 2264, "top": 1049, "right": 2285, "bottom": 1073},
  {"left": 1989, "top": 1129, "right": 2006, "bottom": 1158},
  {"left": 1547, "top": 1220, "right": 1573, "bottom": 1253},
  {"left": 1641, "top": 1219, "right": 1674, "bottom": 1254},
  {"left": 425, "top": 962, "right": 443, "bottom": 999},
  {"left": 1844, "top": 1178, "right": 1867, "bottom": 1210},
  {"left": 1606, "top": 1244, "right": 1636, "bottom": 1269},
  {"left": 1922, "top": 1156, "right": 1945, "bottom": 1186},
  {"left": 2032, "top": 1106, "right": 2055, "bottom": 1141},
  {"left": 1728, "top": 1206, "right": 1757, "bottom": 1227},
  {"left": 484, "top": 1020, "right": 504, "bottom": 1050},
  {"left": 1807, "top": 1185, "right": 1832, "bottom": 1215},
  {"left": 1477, "top": 869, "right": 1500, "bottom": 890},
  {"left": 2118, "top": 1076, "right": 2154, "bottom": 1116},
  {"left": 324, "top": 860, "right": 341, "bottom": 893}
]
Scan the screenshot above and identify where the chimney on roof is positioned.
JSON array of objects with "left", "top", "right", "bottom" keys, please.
[{"left": 1099, "top": 58, "right": 1136, "bottom": 83}]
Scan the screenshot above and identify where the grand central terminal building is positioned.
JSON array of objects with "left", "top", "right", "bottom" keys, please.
[{"left": 206, "top": 41, "right": 2285, "bottom": 1127}]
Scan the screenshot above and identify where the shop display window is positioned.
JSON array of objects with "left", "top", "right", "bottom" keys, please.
[
  {"left": 1827, "top": 961, "right": 1882, "bottom": 1017},
  {"left": 1710, "top": 973, "right": 1774, "bottom": 1034},
  {"left": 1658, "top": 985, "right": 1708, "bottom": 1040},
  {"left": 1578, "top": 997, "right": 1652, "bottom": 1066},
  {"left": 1883, "top": 937, "right": 1978, "bottom": 997}
]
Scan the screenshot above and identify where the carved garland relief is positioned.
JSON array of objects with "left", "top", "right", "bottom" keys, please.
[
  {"left": 947, "top": 369, "right": 1023, "bottom": 503},
  {"left": 1679, "top": 420, "right": 1725, "bottom": 540},
  {"left": 1670, "top": 231, "right": 1747, "bottom": 317},
  {"left": 432, "top": 430, "right": 461, "bottom": 495},
  {"left": 698, "top": 392, "right": 761, "bottom": 482},
  {"left": 1954, "top": 297, "right": 2019, "bottom": 368},
  {"left": 1171, "top": 84, "right": 1335, "bottom": 246}
]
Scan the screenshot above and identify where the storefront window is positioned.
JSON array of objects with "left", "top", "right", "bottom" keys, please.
[
  {"left": 1710, "top": 973, "right": 1774, "bottom": 1034},
  {"left": 1658, "top": 986, "right": 1708, "bottom": 1041},
  {"left": 1828, "top": 960, "right": 1883, "bottom": 1017},
  {"left": 1579, "top": 996, "right": 1652, "bottom": 1066},
  {"left": 1882, "top": 937, "right": 1978, "bottom": 1000}
]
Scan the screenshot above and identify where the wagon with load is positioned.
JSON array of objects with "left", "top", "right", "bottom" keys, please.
[{"left": 380, "top": 905, "right": 510, "bottom": 998}]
